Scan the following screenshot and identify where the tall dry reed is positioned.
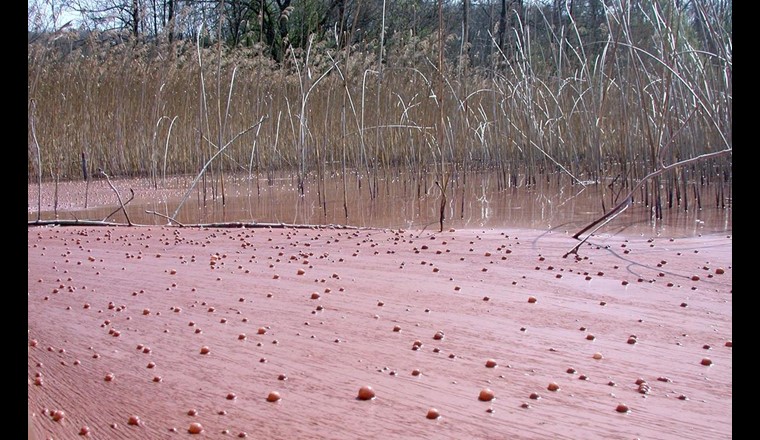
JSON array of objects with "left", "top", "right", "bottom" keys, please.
[{"left": 28, "top": 1, "right": 731, "bottom": 220}]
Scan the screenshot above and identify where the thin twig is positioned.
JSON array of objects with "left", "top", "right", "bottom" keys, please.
[
  {"left": 99, "top": 170, "right": 133, "bottom": 225},
  {"left": 172, "top": 117, "right": 267, "bottom": 220},
  {"left": 572, "top": 148, "right": 731, "bottom": 240},
  {"left": 102, "top": 188, "right": 135, "bottom": 223},
  {"left": 145, "top": 210, "right": 186, "bottom": 227},
  {"left": 563, "top": 203, "right": 630, "bottom": 257}
]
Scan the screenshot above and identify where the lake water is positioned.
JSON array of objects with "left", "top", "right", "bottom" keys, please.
[{"left": 28, "top": 171, "right": 732, "bottom": 238}]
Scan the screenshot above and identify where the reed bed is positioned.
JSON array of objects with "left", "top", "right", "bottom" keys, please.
[{"left": 28, "top": 1, "right": 731, "bottom": 217}]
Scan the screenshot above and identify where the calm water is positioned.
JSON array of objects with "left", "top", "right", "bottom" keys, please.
[{"left": 28, "top": 171, "right": 732, "bottom": 238}]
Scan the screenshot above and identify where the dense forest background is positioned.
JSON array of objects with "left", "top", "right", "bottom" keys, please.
[{"left": 28, "top": 1, "right": 731, "bottom": 213}]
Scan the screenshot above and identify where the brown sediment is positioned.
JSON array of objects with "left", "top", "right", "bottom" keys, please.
[{"left": 28, "top": 223, "right": 731, "bottom": 439}]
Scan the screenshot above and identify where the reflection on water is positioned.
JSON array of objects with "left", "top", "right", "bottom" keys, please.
[{"left": 29, "top": 172, "right": 731, "bottom": 238}]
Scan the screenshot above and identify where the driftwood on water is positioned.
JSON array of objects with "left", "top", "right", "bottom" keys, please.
[
  {"left": 28, "top": 218, "right": 363, "bottom": 230},
  {"left": 563, "top": 148, "right": 732, "bottom": 257}
]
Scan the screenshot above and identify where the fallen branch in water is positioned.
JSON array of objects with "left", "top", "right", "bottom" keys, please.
[
  {"left": 28, "top": 219, "right": 128, "bottom": 227},
  {"left": 99, "top": 170, "right": 133, "bottom": 226},
  {"left": 172, "top": 117, "right": 267, "bottom": 222},
  {"left": 103, "top": 188, "right": 135, "bottom": 222},
  {"left": 563, "top": 203, "right": 630, "bottom": 258},
  {"left": 569, "top": 148, "right": 732, "bottom": 246},
  {"left": 145, "top": 210, "right": 186, "bottom": 227},
  {"left": 28, "top": 219, "right": 363, "bottom": 230}
]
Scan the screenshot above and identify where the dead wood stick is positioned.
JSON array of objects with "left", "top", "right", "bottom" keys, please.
[
  {"left": 563, "top": 203, "right": 631, "bottom": 258},
  {"left": 28, "top": 220, "right": 363, "bottom": 230},
  {"left": 99, "top": 170, "right": 133, "bottom": 225},
  {"left": 172, "top": 117, "right": 266, "bottom": 220},
  {"left": 145, "top": 210, "right": 186, "bottom": 227},
  {"left": 102, "top": 187, "right": 135, "bottom": 223},
  {"left": 571, "top": 149, "right": 731, "bottom": 241}
]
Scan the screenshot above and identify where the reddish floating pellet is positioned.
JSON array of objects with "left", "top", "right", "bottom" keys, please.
[
  {"left": 478, "top": 388, "right": 495, "bottom": 401},
  {"left": 188, "top": 422, "right": 203, "bottom": 434},
  {"left": 357, "top": 385, "right": 375, "bottom": 400},
  {"left": 701, "top": 358, "right": 713, "bottom": 366},
  {"left": 426, "top": 408, "right": 440, "bottom": 419},
  {"left": 547, "top": 382, "right": 560, "bottom": 391},
  {"left": 485, "top": 359, "right": 497, "bottom": 368},
  {"left": 266, "top": 391, "right": 281, "bottom": 402},
  {"left": 200, "top": 346, "right": 210, "bottom": 355},
  {"left": 616, "top": 404, "right": 630, "bottom": 413},
  {"left": 127, "top": 415, "right": 141, "bottom": 426}
]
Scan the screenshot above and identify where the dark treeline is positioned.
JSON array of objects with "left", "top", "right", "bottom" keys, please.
[{"left": 29, "top": 1, "right": 731, "bottom": 68}]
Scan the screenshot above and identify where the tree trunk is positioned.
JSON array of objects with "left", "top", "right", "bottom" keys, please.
[
  {"left": 499, "top": 0, "right": 506, "bottom": 53},
  {"left": 132, "top": 0, "right": 140, "bottom": 38},
  {"left": 167, "top": 0, "right": 174, "bottom": 42},
  {"left": 463, "top": 0, "right": 469, "bottom": 64}
]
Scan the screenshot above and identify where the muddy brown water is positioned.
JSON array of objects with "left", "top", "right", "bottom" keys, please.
[{"left": 28, "top": 172, "right": 731, "bottom": 237}]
